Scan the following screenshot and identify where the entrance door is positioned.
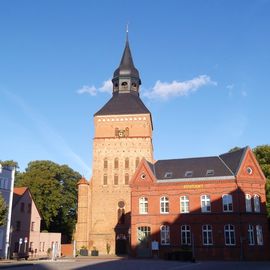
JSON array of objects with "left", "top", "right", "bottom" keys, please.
[
  {"left": 116, "top": 234, "right": 127, "bottom": 255},
  {"left": 137, "top": 226, "right": 151, "bottom": 257}
]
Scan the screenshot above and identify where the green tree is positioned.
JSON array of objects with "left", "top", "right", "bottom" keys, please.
[
  {"left": 16, "top": 160, "right": 81, "bottom": 242},
  {"left": 253, "top": 145, "right": 270, "bottom": 217},
  {"left": 0, "top": 193, "right": 7, "bottom": 226}
]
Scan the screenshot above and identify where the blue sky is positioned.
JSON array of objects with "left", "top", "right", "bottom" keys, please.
[{"left": 0, "top": 0, "right": 269, "bottom": 178}]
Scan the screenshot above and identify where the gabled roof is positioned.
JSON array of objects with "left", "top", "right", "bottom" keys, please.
[
  {"left": 219, "top": 147, "right": 248, "bottom": 175},
  {"left": 14, "top": 187, "right": 28, "bottom": 196},
  {"left": 94, "top": 93, "right": 150, "bottom": 116},
  {"left": 152, "top": 156, "right": 234, "bottom": 180},
  {"left": 77, "top": 177, "right": 89, "bottom": 185},
  {"left": 13, "top": 187, "right": 28, "bottom": 206},
  {"left": 12, "top": 187, "right": 43, "bottom": 219}
]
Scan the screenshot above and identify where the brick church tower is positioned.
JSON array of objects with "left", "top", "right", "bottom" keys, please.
[{"left": 75, "top": 34, "right": 154, "bottom": 254}]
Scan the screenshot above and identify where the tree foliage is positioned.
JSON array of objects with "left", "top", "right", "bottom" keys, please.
[
  {"left": 253, "top": 145, "right": 270, "bottom": 217},
  {"left": 15, "top": 160, "right": 81, "bottom": 242},
  {"left": 0, "top": 193, "right": 7, "bottom": 226}
]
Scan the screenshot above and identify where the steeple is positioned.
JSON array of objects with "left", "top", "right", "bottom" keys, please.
[{"left": 112, "top": 31, "right": 141, "bottom": 95}]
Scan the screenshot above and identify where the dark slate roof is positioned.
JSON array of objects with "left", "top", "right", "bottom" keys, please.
[
  {"left": 94, "top": 93, "right": 150, "bottom": 116},
  {"left": 113, "top": 39, "right": 140, "bottom": 80},
  {"left": 151, "top": 156, "right": 234, "bottom": 180},
  {"left": 219, "top": 147, "right": 248, "bottom": 175}
]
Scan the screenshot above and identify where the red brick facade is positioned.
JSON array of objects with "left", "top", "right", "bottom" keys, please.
[{"left": 130, "top": 148, "right": 269, "bottom": 260}]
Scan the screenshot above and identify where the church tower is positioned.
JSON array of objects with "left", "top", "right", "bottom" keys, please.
[{"left": 76, "top": 34, "right": 154, "bottom": 254}]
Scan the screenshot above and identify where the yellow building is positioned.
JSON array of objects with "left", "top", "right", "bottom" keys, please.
[{"left": 75, "top": 36, "right": 153, "bottom": 254}]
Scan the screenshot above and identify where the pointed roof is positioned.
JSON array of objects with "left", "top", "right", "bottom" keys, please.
[
  {"left": 113, "top": 38, "right": 140, "bottom": 81},
  {"left": 13, "top": 187, "right": 28, "bottom": 196},
  {"left": 77, "top": 177, "right": 89, "bottom": 185},
  {"left": 94, "top": 92, "right": 150, "bottom": 116},
  {"left": 219, "top": 147, "right": 248, "bottom": 175}
]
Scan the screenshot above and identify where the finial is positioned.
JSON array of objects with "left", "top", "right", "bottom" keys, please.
[{"left": 126, "top": 23, "right": 129, "bottom": 42}]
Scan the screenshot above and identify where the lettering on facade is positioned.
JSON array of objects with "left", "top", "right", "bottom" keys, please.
[{"left": 183, "top": 184, "right": 203, "bottom": 189}]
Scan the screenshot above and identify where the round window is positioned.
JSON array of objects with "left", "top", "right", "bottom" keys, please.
[
  {"left": 246, "top": 167, "right": 253, "bottom": 175},
  {"left": 140, "top": 173, "right": 146, "bottom": 180}
]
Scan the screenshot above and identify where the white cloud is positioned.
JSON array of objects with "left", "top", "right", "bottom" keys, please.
[
  {"left": 99, "top": 79, "right": 113, "bottom": 93},
  {"left": 144, "top": 75, "right": 217, "bottom": 100},
  {"left": 77, "top": 79, "right": 112, "bottom": 96},
  {"left": 77, "top": 85, "right": 97, "bottom": 96}
]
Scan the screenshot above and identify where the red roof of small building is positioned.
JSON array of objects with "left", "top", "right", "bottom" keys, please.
[
  {"left": 77, "top": 177, "right": 89, "bottom": 185},
  {"left": 13, "top": 187, "right": 28, "bottom": 196}
]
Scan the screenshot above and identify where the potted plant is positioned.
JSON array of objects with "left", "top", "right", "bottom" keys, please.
[
  {"left": 79, "top": 246, "right": 88, "bottom": 256},
  {"left": 91, "top": 246, "right": 99, "bottom": 256}
]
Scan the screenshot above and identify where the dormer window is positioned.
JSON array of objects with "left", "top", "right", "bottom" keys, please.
[
  {"left": 206, "top": 169, "right": 214, "bottom": 176},
  {"left": 185, "top": 171, "right": 193, "bottom": 177},
  {"left": 164, "top": 172, "right": 173, "bottom": 178}
]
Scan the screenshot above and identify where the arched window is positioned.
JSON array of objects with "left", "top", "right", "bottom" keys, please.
[
  {"left": 114, "top": 174, "right": 118, "bottom": 185},
  {"left": 222, "top": 194, "right": 233, "bottom": 212},
  {"left": 125, "top": 173, "right": 129, "bottom": 185},
  {"left": 202, "top": 225, "right": 213, "bottom": 245},
  {"left": 160, "top": 225, "right": 170, "bottom": 245},
  {"left": 125, "top": 158, "right": 129, "bottom": 169},
  {"left": 104, "top": 158, "right": 108, "bottom": 169},
  {"left": 139, "top": 197, "right": 148, "bottom": 214},
  {"left": 135, "top": 157, "right": 140, "bottom": 168},
  {"left": 114, "top": 158, "right": 119, "bottom": 169},
  {"left": 180, "top": 196, "right": 189, "bottom": 213},
  {"left": 103, "top": 174, "right": 107, "bottom": 185},
  {"left": 118, "top": 208, "right": 125, "bottom": 224},
  {"left": 254, "top": 195, "right": 261, "bottom": 212},
  {"left": 224, "top": 224, "right": 235, "bottom": 245},
  {"left": 201, "top": 195, "right": 211, "bottom": 213},
  {"left": 160, "top": 196, "right": 169, "bottom": 214},
  {"left": 181, "top": 225, "right": 191, "bottom": 245},
  {"left": 248, "top": 225, "right": 255, "bottom": 245},
  {"left": 117, "top": 200, "right": 125, "bottom": 224},
  {"left": 245, "top": 194, "right": 252, "bottom": 212}
]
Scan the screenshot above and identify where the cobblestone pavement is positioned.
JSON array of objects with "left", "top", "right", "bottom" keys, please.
[{"left": 0, "top": 258, "right": 270, "bottom": 270}]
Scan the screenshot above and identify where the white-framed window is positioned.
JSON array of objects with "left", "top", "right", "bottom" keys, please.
[
  {"left": 160, "top": 196, "right": 169, "bottom": 214},
  {"left": 224, "top": 224, "right": 235, "bottom": 245},
  {"left": 222, "top": 194, "right": 233, "bottom": 212},
  {"left": 256, "top": 225, "right": 263, "bottom": 245},
  {"left": 201, "top": 195, "right": 211, "bottom": 213},
  {"left": 180, "top": 196, "right": 189, "bottom": 213},
  {"left": 181, "top": 225, "right": 191, "bottom": 245},
  {"left": 160, "top": 225, "right": 170, "bottom": 245},
  {"left": 254, "top": 195, "right": 261, "bottom": 213},
  {"left": 139, "top": 197, "right": 148, "bottom": 214},
  {"left": 245, "top": 194, "right": 252, "bottom": 212},
  {"left": 137, "top": 226, "right": 151, "bottom": 243},
  {"left": 202, "top": 224, "right": 213, "bottom": 245},
  {"left": 248, "top": 225, "right": 255, "bottom": 246}
]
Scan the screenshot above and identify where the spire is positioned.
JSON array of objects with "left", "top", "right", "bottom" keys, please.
[
  {"left": 113, "top": 38, "right": 139, "bottom": 79},
  {"left": 112, "top": 29, "right": 141, "bottom": 95}
]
